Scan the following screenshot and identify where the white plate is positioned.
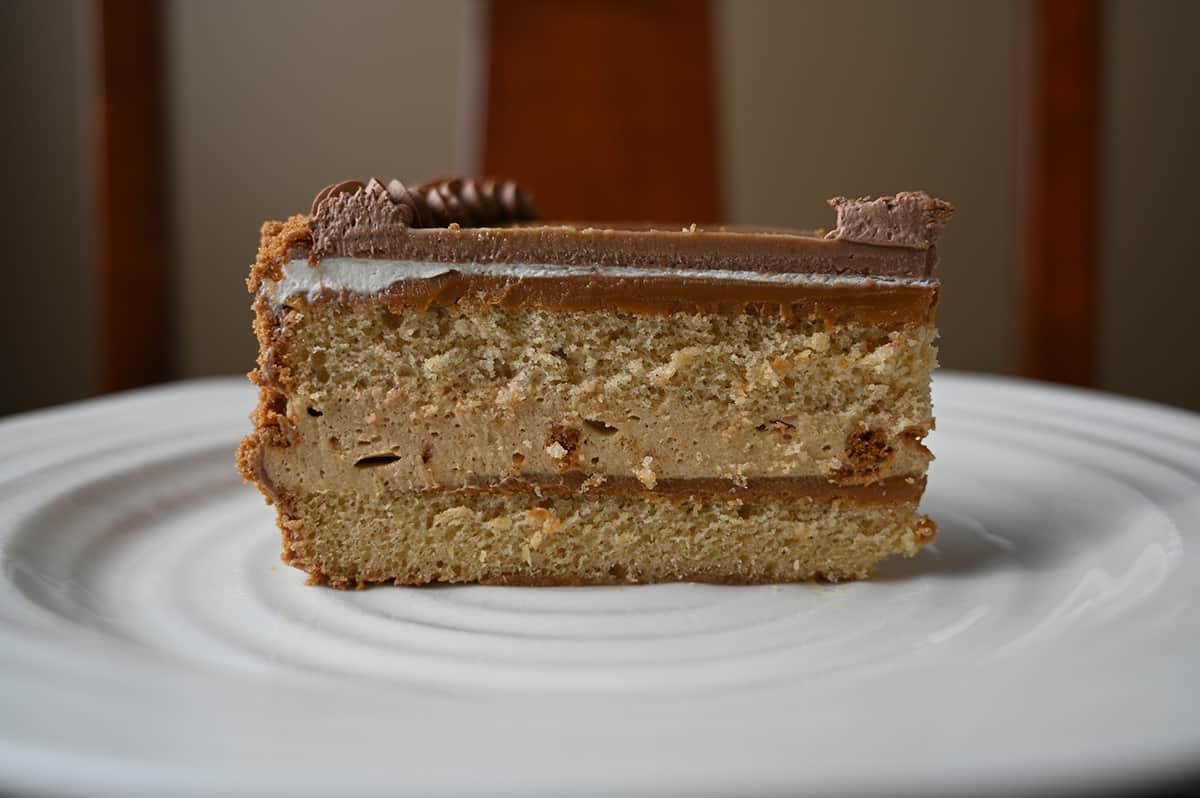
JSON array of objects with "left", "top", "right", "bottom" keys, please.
[{"left": 1, "top": 373, "right": 1198, "bottom": 796}]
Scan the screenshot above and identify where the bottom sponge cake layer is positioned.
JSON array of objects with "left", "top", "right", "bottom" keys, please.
[{"left": 275, "top": 491, "right": 935, "bottom": 587}]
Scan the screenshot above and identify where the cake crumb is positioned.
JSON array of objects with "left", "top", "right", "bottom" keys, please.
[
  {"left": 422, "top": 352, "right": 454, "bottom": 376},
  {"left": 634, "top": 456, "right": 658, "bottom": 489},
  {"left": 432, "top": 506, "right": 473, "bottom": 525},
  {"left": 524, "top": 507, "right": 562, "bottom": 536},
  {"left": 649, "top": 346, "right": 703, "bottom": 385},
  {"left": 580, "top": 473, "right": 608, "bottom": 492},
  {"left": 727, "top": 464, "right": 750, "bottom": 489}
]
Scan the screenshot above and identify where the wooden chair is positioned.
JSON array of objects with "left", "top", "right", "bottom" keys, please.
[
  {"left": 95, "top": 0, "right": 168, "bottom": 393},
  {"left": 94, "top": 0, "right": 1099, "bottom": 392}
]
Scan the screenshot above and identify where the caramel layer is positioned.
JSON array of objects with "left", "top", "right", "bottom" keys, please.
[
  {"left": 384, "top": 473, "right": 923, "bottom": 504},
  {"left": 451, "top": 470, "right": 926, "bottom": 501},
  {"left": 299, "top": 272, "right": 939, "bottom": 326}
]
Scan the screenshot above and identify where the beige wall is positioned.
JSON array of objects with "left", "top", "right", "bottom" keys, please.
[
  {"left": 1101, "top": 0, "right": 1200, "bottom": 411},
  {"left": 2, "top": 0, "right": 1198, "bottom": 416},
  {"left": 0, "top": 0, "right": 93, "bottom": 415}
]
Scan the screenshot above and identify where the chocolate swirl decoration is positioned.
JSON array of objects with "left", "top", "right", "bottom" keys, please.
[{"left": 310, "top": 176, "right": 536, "bottom": 228}]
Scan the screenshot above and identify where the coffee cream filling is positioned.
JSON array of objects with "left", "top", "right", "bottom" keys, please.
[
  {"left": 266, "top": 257, "right": 937, "bottom": 306},
  {"left": 263, "top": 394, "right": 930, "bottom": 496}
]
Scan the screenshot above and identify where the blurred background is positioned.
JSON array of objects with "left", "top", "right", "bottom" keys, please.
[{"left": 2, "top": 0, "right": 1197, "bottom": 417}]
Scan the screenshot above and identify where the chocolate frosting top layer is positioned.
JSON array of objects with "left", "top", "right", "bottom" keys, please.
[{"left": 305, "top": 177, "right": 953, "bottom": 278}]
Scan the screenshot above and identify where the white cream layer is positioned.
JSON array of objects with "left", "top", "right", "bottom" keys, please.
[{"left": 266, "top": 257, "right": 935, "bottom": 306}]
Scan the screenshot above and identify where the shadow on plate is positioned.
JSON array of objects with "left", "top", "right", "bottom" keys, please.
[{"left": 873, "top": 504, "right": 1040, "bottom": 582}]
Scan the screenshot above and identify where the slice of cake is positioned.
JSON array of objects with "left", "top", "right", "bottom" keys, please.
[{"left": 238, "top": 177, "right": 953, "bottom": 587}]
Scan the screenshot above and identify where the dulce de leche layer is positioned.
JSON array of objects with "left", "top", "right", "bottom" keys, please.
[{"left": 307, "top": 271, "right": 940, "bottom": 327}]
